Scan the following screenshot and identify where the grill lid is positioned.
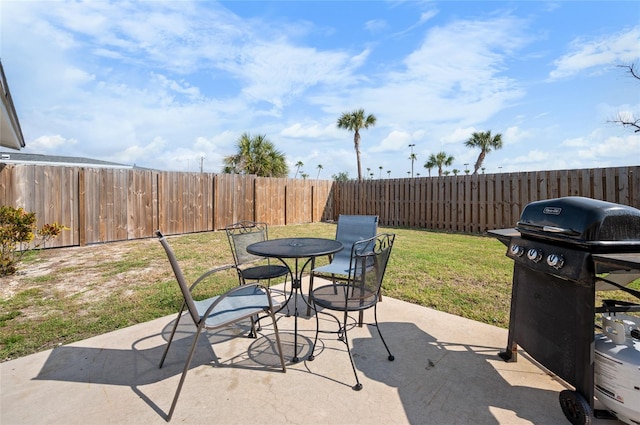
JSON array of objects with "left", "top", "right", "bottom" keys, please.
[{"left": 515, "top": 197, "right": 640, "bottom": 248}]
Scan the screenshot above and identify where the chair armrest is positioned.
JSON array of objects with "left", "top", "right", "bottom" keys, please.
[
  {"left": 190, "top": 264, "right": 236, "bottom": 291},
  {"left": 188, "top": 264, "right": 235, "bottom": 291}
]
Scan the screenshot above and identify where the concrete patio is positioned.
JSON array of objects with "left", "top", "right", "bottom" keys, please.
[{"left": 1, "top": 279, "right": 621, "bottom": 425}]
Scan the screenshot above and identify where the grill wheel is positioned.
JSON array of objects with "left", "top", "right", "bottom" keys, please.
[{"left": 559, "top": 390, "right": 592, "bottom": 425}]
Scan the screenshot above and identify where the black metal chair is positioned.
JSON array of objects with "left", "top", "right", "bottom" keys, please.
[
  {"left": 225, "top": 221, "right": 290, "bottom": 309},
  {"left": 307, "top": 215, "right": 378, "bottom": 318},
  {"left": 156, "top": 231, "right": 286, "bottom": 421},
  {"left": 307, "top": 233, "right": 395, "bottom": 391}
]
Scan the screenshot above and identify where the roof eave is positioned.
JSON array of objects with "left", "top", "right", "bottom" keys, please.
[{"left": 0, "top": 60, "right": 26, "bottom": 151}]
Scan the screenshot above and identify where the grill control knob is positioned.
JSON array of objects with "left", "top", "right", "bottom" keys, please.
[
  {"left": 546, "top": 254, "right": 565, "bottom": 269},
  {"left": 527, "top": 248, "right": 543, "bottom": 263},
  {"left": 510, "top": 244, "right": 525, "bottom": 257}
]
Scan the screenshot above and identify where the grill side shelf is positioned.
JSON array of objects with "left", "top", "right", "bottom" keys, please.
[
  {"left": 592, "top": 253, "right": 640, "bottom": 272},
  {"left": 487, "top": 228, "right": 519, "bottom": 247}
]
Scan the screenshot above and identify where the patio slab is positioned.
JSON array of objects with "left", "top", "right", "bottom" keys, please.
[{"left": 1, "top": 280, "right": 621, "bottom": 425}]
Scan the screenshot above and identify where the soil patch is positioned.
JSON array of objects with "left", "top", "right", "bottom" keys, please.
[{"left": 0, "top": 238, "right": 164, "bottom": 306}]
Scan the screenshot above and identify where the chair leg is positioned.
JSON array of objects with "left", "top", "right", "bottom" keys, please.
[
  {"left": 268, "top": 309, "right": 287, "bottom": 372},
  {"left": 160, "top": 306, "right": 186, "bottom": 368},
  {"left": 167, "top": 326, "right": 204, "bottom": 421},
  {"left": 373, "top": 305, "right": 394, "bottom": 361},
  {"left": 248, "top": 316, "right": 258, "bottom": 338},
  {"left": 306, "top": 268, "right": 315, "bottom": 316},
  {"left": 282, "top": 273, "right": 291, "bottom": 316},
  {"left": 342, "top": 310, "right": 362, "bottom": 391},
  {"left": 307, "top": 301, "right": 321, "bottom": 361}
]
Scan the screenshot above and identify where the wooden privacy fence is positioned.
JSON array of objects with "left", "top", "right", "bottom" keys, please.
[
  {"left": 0, "top": 164, "right": 334, "bottom": 247},
  {"left": 333, "top": 166, "right": 640, "bottom": 233},
  {"left": 0, "top": 164, "right": 638, "bottom": 248}
]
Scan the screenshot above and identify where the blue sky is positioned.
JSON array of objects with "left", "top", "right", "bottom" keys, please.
[{"left": 1, "top": 1, "right": 639, "bottom": 178}]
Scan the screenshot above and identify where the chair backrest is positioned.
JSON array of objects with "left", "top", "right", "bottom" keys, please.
[
  {"left": 348, "top": 233, "right": 395, "bottom": 297},
  {"left": 225, "top": 221, "right": 269, "bottom": 266},
  {"left": 156, "top": 231, "right": 200, "bottom": 324},
  {"left": 332, "top": 215, "right": 378, "bottom": 262}
]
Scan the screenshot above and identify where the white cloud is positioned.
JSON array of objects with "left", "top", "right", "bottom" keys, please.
[
  {"left": 510, "top": 149, "right": 551, "bottom": 164},
  {"left": 549, "top": 26, "right": 640, "bottom": 80},
  {"left": 392, "top": 8, "right": 439, "bottom": 37},
  {"left": 280, "top": 122, "right": 337, "bottom": 139},
  {"left": 575, "top": 134, "right": 640, "bottom": 160},
  {"left": 27, "top": 135, "right": 78, "bottom": 151},
  {"left": 371, "top": 130, "right": 413, "bottom": 153},
  {"left": 347, "top": 14, "right": 530, "bottom": 129},
  {"left": 229, "top": 42, "right": 358, "bottom": 109},
  {"left": 560, "top": 136, "right": 590, "bottom": 148},
  {"left": 442, "top": 127, "right": 476, "bottom": 145},
  {"left": 63, "top": 67, "right": 95, "bottom": 85},
  {"left": 152, "top": 73, "right": 203, "bottom": 101},
  {"left": 116, "top": 136, "right": 166, "bottom": 164},
  {"left": 503, "top": 126, "right": 531, "bottom": 145},
  {"left": 365, "top": 19, "right": 387, "bottom": 33}
]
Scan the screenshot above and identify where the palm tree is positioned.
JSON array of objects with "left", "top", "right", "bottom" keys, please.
[
  {"left": 222, "top": 133, "right": 289, "bottom": 177},
  {"left": 409, "top": 153, "right": 417, "bottom": 178},
  {"left": 316, "top": 164, "right": 323, "bottom": 180},
  {"left": 379, "top": 166, "right": 383, "bottom": 179},
  {"left": 337, "top": 108, "right": 377, "bottom": 181},
  {"left": 423, "top": 157, "right": 436, "bottom": 177},
  {"left": 465, "top": 130, "right": 503, "bottom": 175},
  {"left": 294, "top": 161, "right": 304, "bottom": 178},
  {"left": 425, "top": 152, "right": 454, "bottom": 176}
]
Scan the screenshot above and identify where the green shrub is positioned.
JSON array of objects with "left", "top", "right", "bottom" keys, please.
[{"left": 0, "top": 206, "right": 66, "bottom": 276}]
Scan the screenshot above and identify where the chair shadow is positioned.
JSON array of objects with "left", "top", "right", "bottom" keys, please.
[
  {"left": 33, "top": 314, "right": 286, "bottom": 420},
  {"left": 351, "top": 321, "right": 565, "bottom": 425}
]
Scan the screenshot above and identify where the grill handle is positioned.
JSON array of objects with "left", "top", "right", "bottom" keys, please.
[
  {"left": 541, "top": 226, "right": 580, "bottom": 235},
  {"left": 516, "top": 222, "right": 580, "bottom": 236}
]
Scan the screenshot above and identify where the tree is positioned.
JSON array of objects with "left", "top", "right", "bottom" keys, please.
[
  {"left": 424, "top": 157, "right": 436, "bottom": 177},
  {"left": 222, "top": 133, "right": 289, "bottom": 177},
  {"left": 294, "top": 161, "right": 304, "bottom": 178},
  {"left": 465, "top": 130, "right": 503, "bottom": 175},
  {"left": 425, "top": 152, "right": 454, "bottom": 176},
  {"left": 379, "top": 166, "right": 383, "bottom": 179},
  {"left": 332, "top": 171, "right": 350, "bottom": 182},
  {"left": 316, "top": 164, "right": 323, "bottom": 180},
  {"left": 409, "top": 153, "right": 417, "bottom": 178},
  {"left": 610, "top": 64, "right": 640, "bottom": 132},
  {"left": 337, "top": 108, "right": 377, "bottom": 181}
]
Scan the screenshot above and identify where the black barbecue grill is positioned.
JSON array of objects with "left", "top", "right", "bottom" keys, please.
[{"left": 490, "top": 196, "right": 640, "bottom": 425}]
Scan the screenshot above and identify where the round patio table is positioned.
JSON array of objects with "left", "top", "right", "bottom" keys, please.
[{"left": 247, "top": 237, "right": 343, "bottom": 362}]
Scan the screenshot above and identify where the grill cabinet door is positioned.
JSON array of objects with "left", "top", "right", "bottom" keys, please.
[{"left": 503, "top": 264, "right": 595, "bottom": 407}]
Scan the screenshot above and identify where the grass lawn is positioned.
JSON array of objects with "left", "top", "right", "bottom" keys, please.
[{"left": 1, "top": 222, "right": 638, "bottom": 362}]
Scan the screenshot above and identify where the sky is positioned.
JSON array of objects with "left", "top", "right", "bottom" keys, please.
[{"left": 1, "top": 1, "right": 639, "bottom": 179}]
